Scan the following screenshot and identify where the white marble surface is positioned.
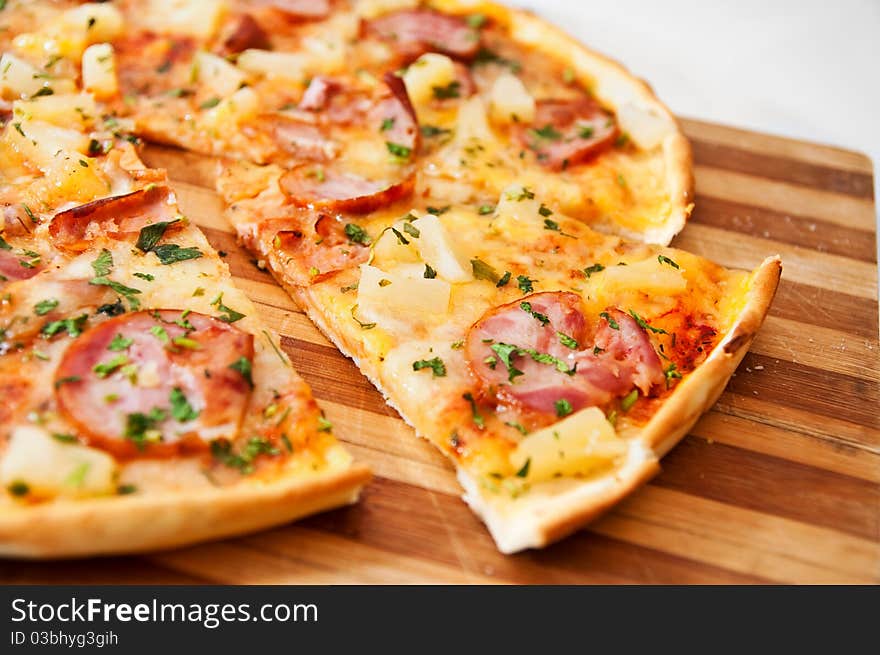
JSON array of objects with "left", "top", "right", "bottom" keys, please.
[{"left": 508, "top": 0, "right": 879, "bottom": 171}]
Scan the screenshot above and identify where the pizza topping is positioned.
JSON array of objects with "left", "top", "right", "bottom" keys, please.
[
  {"left": 254, "top": 114, "right": 340, "bottom": 162},
  {"left": 54, "top": 310, "right": 254, "bottom": 458},
  {"left": 258, "top": 0, "right": 331, "bottom": 20},
  {"left": 365, "top": 9, "right": 482, "bottom": 61},
  {"left": 298, "top": 75, "right": 342, "bottom": 111},
  {"left": 516, "top": 98, "right": 618, "bottom": 170},
  {"left": 466, "top": 293, "right": 664, "bottom": 415},
  {"left": 280, "top": 167, "right": 415, "bottom": 214},
  {"left": 0, "top": 248, "right": 41, "bottom": 283},
  {"left": 49, "top": 185, "right": 182, "bottom": 252},
  {"left": 217, "top": 13, "right": 270, "bottom": 55},
  {"left": 374, "top": 72, "right": 421, "bottom": 153}
]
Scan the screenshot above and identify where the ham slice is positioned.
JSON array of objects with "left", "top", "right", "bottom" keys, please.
[
  {"left": 516, "top": 98, "right": 619, "bottom": 171},
  {"left": 279, "top": 167, "right": 415, "bottom": 214},
  {"left": 365, "top": 9, "right": 481, "bottom": 61},
  {"left": 49, "top": 186, "right": 181, "bottom": 253},
  {"left": 466, "top": 293, "right": 664, "bottom": 415},
  {"left": 54, "top": 310, "right": 254, "bottom": 459},
  {"left": 218, "top": 13, "right": 270, "bottom": 55}
]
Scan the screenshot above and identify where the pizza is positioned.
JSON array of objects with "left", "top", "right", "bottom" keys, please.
[
  {"left": 0, "top": 9, "right": 369, "bottom": 558},
  {"left": 0, "top": 0, "right": 780, "bottom": 555}
]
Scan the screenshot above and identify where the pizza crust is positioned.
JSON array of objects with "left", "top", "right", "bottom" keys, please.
[{"left": 0, "top": 458, "right": 370, "bottom": 559}]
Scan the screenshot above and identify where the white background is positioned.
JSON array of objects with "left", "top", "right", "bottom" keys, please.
[{"left": 508, "top": 0, "right": 879, "bottom": 172}]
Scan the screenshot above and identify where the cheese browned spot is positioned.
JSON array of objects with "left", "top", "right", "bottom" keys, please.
[
  {"left": 54, "top": 310, "right": 254, "bottom": 459},
  {"left": 49, "top": 185, "right": 181, "bottom": 253},
  {"left": 516, "top": 98, "right": 619, "bottom": 171},
  {"left": 466, "top": 293, "right": 664, "bottom": 416},
  {"left": 365, "top": 9, "right": 482, "bottom": 62}
]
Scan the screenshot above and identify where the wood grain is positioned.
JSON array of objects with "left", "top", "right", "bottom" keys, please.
[{"left": 9, "top": 119, "right": 877, "bottom": 585}]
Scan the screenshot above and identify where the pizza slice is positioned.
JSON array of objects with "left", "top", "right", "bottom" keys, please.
[
  {"left": 81, "top": 0, "right": 693, "bottom": 244},
  {"left": 218, "top": 162, "right": 779, "bottom": 552},
  {"left": 0, "top": 55, "right": 368, "bottom": 558}
]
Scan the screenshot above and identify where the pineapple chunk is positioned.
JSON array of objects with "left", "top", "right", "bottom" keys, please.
[
  {"left": 194, "top": 51, "right": 247, "bottom": 99},
  {"left": 140, "top": 0, "right": 228, "bottom": 39},
  {"left": 201, "top": 86, "right": 259, "bottom": 130},
  {"left": 412, "top": 212, "right": 473, "bottom": 283},
  {"left": 510, "top": 407, "right": 626, "bottom": 483},
  {"left": 616, "top": 103, "right": 674, "bottom": 150},
  {"left": 0, "top": 425, "right": 117, "bottom": 499},
  {"left": 593, "top": 257, "right": 688, "bottom": 295},
  {"left": 59, "top": 3, "right": 125, "bottom": 43},
  {"left": 237, "top": 49, "right": 306, "bottom": 81},
  {"left": 357, "top": 264, "right": 451, "bottom": 322},
  {"left": 403, "top": 53, "right": 457, "bottom": 107},
  {"left": 12, "top": 93, "right": 98, "bottom": 129},
  {"left": 81, "top": 44, "right": 118, "bottom": 100},
  {"left": 356, "top": 0, "right": 419, "bottom": 19},
  {"left": 371, "top": 219, "right": 421, "bottom": 265},
  {"left": 495, "top": 183, "right": 543, "bottom": 222},
  {"left": 30, "top": 155, "right": 110, "bottom": 207},
  {"left": 0, "top": 53, "right": 51, "bottom": 100},
  {"left": 5, "top": 119, "right": 90, "bottom": 172},
  {"left": 489, "top": 72, "right": 536, "bottom": 124}
]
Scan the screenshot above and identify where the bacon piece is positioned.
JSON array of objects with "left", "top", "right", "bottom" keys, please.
[
  {"left": 48, "top": 185, "right": 181, "bottom": 253},
  {"left": 466, "top": 294, "right": 663, "bottom": 416},
  {"left": 298, "top": 76, "right": 342, "bottom": 111},
  {"left": 516, "top": 98, "right": 618, "bottom": 171},
  {"left": 279, "top": 167, "right": 415, "bottom": 214},
  {"left": 54, "top": 310, "right": 254, "bottom": 459},
  {"left": 218, "top": 13, "right": 270, "bottom": 55},
  {"left": 266, "top": 211, "right": 370, "bottom": 285},
  {"left": 365, "top": 9, "right": 481, "bottom": 61}
]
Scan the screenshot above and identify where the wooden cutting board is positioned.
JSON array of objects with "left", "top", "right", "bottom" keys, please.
[{"left": 4, "top": 119, "right": 877, "bottom": 584}]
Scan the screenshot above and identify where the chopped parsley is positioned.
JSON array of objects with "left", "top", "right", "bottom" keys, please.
[
  {"left": 504, "top": 185, "right": 534, "bottom": 201},
  {"left": 462, "top": 392, "right": 484, "bottom": 429},
  {"left": 402, "top": 221, "right": 420, "bottom": 238},
  {"left": 432, "top": 81, "right": 461, "bottom": 100},
  {"left": 33, "top": 299, "right": 59, "bottom": 316},
  {"left": 380, "top": 117, "right": 395, "bottom": 132},
  {"left": 229, "top": 356, "right": 254, "bottom": 388},
  {"left": 530, "top": 124, "right": 562, "bottom": 141},
  {"left": 599, "top": 311, "right": 619, "bottom": 330},
  {"left": 7, "top": 481, "right": 29, "bottom": 497},
  {"left": 496, "top": 271, "right": 511, "bottom": 287},
  {"left": 125, "top": 408, "right": 166, "bottom": 449},
  {"left": 665, "top": 362, "right": 683, "bottom": 388},
  {"left": 516, "top": 275, "right": 535, "bottom": 293},
  {"left": 108, "top": 334, "right": 134, "bottom": 351},
  {"left": 133, "top": 272, "right": 155, "bottom": 281},
  {"left": 199, "top": 96, "right": 221, "bottom": 109},
  {"left": 505, "top": 421, "right": 528, "bottom": 436},
  {"left": 583, "top": 263, "right": 605, "bottom": 278},
  {"left": 620, "top": 389, "right": 639, "bottom": 412},
  {"left": 412, "top": 357, "right": 446, "bottom": 378},
  {"left": 91, "top": 248, "right": 113, "bottom": 276},
  {"left": 515, "top": 458, "right": 531, "bottom": 478},
  {"left": 386, "top": 141, "right": 412, "bottom": 159},
  {"left": 169, "top": 387, "right": 199, "bottom": 422},
  {"left": 557, "top": 332, "right": 579, "bottom": 349},
  {"left": 658, "top": 254, "right": 680, "bottom": 269},
  {"left": 554, "top": 398, "right": 573, "bottom": 417},
  {"left": 54, "top": 375, "right": 81, "bottom": 389},
  {"left": 211, "top": 437, "right": 279, "bottom": 474},
  {"left": 93, "top": 354, "right": 129, "bottom": 378},
  {"left": 42, "top": 314, "right": 88, "bottom": 339},
  {"left": 478, "top": 204, "right": 495, "bottom": 215},
  {"left": 135, "top": 220, "right": 179, "bottom": 253},
  {"left": 211, "top": 293, "right": 245, "bottom": 323},
  {"left": 316, "top": 415, "right": 333, "bottom": 432},
  {"left": 520, "top": 301, "right": 549, "bottom": 326},
  {"left": 543, "top": 218, "right": 576, "bottom": 238},
  {"left": 471, "top": 258, "right": 499, "bottom": 283},
  {"left": 344, "top": 223, "right": 371, "bottom": 245},
  {"left": 423, "top": 263, "right": 437, "bottom": 279},
  {"left": 421, "top": 125, "right": 451, "bottom": 138},
  {"left": 426, "top": 205, "right": 450, "bottom": 216},
  {"left": 152, "top": 244, "right": 203, "bottom": 265},
  {"left": 89, "top": 277, "right": 142, "bottom": 310},
  {"left": 628, "top": 309, "right": 667, "bottom": 334},
  {"left": 538, "top": 204, "right": 553, "bottom": 217}
]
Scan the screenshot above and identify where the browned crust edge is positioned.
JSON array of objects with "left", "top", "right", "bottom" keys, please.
[{"left": 0, "top": 463, "right": 371, "bottom": 559}]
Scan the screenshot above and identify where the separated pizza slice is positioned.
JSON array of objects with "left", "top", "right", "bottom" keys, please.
[
  {"left": 63, "top": 0, "right": 692, "bottom": 244},
  {"left": 218, "top": 161, "right": 779, "bottom": 553},
  {"left": 0, "top": 87, "right": 368, "bottom": 558}
]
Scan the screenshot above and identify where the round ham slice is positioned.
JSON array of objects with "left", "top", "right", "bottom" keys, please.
[
  {"left": 49, "top": 185, "right": 180, "bottom": 253},
  {"left": 365, "top": 9, "right": 481, "bottom": 61},
  {"left": 516, "top": 98, "right": 619, "bottom": 171},
  {"left": 54, "top": 310, "right": 254, "bottom": 458},
  {"left": 299, "top": 76, "right": 342, "bottom": 111},
  {"left": 466, "top": 293, "right": 664, "bottom": 415},
  {"left": 375, "top": 72, "right": 420, "bottom": 152}
]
